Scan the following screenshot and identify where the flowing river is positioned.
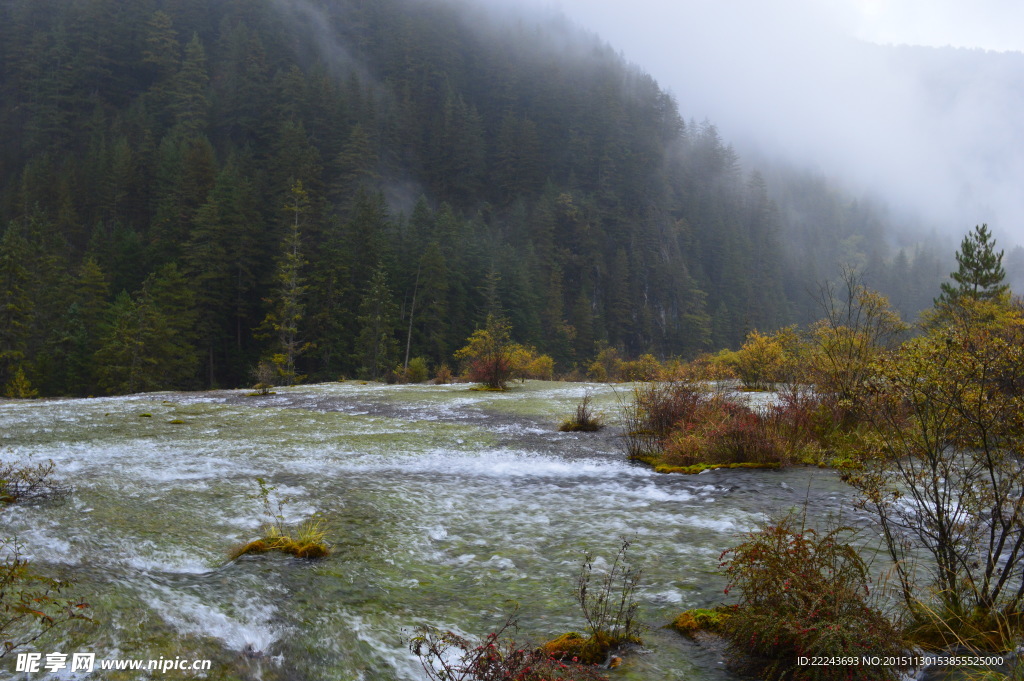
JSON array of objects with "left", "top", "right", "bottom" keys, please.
[{"left": 1, "top": 380, "right": 867, "bottom": 680}]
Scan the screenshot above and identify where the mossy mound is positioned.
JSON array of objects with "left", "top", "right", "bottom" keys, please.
[
  {"left": 229, "top": 536, "right": 330, "bottom": 561},
  {"left": 632, "top": 455, "right": 781, "bottom": 475},
  {"left": 670, "top": 607, "right": 732, "bottom": 637},
  {"left": 558, "top": 420, "right": 603, "bottom": 432},
  {"left": 539, "top": 631, "right": 620, "bottom": 666}
]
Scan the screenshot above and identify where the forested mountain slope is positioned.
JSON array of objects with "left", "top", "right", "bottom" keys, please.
[{"left": 0, "top": 0, "right": 943, "bottom": 394}]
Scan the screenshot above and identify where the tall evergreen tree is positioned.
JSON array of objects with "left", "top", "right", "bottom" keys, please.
[
  {"left": 93, "top": 264, "right": 198, "bottom": 395},
  {"left": 936, "top": 224, "right": 1010, "bottom": 307},
  {"left": 0, "top": 224, "right": 33, "bottom": 388},
  {"left": 185, "top": 163, "right": 261, "bottom": 386},
  {"left": 259, "top": 181, "right": 310, "bottom": 385},
  {"left": 354, "top": 264, "right": 399, "bottom": 381},
  {"left": 171, "top": 32, "right": 209, "bottom": 136}
]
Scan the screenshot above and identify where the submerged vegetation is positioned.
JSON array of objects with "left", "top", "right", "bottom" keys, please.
[
  {"left": 0, "top": 538, "right": 91, "bottom": 658},
  {"left": 1, "top": 457, "right": 88, "bottom": 657}
]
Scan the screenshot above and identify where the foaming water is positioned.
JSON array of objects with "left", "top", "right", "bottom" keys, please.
[{"left": 1, "top": 381, "right": 858, "bottom": 680}]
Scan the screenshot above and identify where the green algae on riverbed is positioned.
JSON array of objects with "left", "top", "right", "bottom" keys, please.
[{"left": 1, "top": 381, "right": 854, "bottom": 681}]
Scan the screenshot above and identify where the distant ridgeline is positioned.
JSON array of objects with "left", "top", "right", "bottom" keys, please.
[{"left": 0, "top": 0, "right": 948, "bottom": 394}]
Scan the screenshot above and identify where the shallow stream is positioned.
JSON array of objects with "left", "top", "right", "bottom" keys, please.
[{"left": 1, "top": 381, "right": 867, "bottom": 680}]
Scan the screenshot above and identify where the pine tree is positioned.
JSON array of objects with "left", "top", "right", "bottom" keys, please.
[
  {"left": 416, "top": 241, "right": 450, "bottom": 363},
  {"left": 142, "top": 10, "right": 179, "bottom": 85},
  {"left": 171, "top": 32, "right": 209, "bottom": 136},
  {"left": 306, "top": 215, "right": 355, "bottom": 380},
  {"left": 936, "top": 224, "right": 1010, "bottom": 307},
  {"left": 94, "top": 264, "right": 198, "bottom": 394},
  {"left": 354, "top": 264, "right": 399, "bottom": 381},
  {"left": 259, "top": 181, "right": 310, "bottom": 385},
  {"left": 47, "top": 258, "right": 109, "bottom": 395},
  {"left": 185, "top": 163, "right": 261, "bottom": 386},
  {"left": 93, "top": 291, "right": 144, "bottom": 394},
  {"left": 0, "top": 224, "right": 33, "bottom": 388},
  {"left": 331, "top": 124, "right": 378, "bottom": 208}
]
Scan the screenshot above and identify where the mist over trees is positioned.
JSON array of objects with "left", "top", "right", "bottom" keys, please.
[{"left": 0, "top": 0, "right": 952, "bottom": 395}]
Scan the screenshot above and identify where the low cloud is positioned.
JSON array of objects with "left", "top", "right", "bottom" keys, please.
[{"left": 490, "top": 0, "right": 1024, "bottom": 246}]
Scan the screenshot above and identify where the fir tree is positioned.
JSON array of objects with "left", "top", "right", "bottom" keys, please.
[
  {"left": 0, "top": 224, "right": 33, "bottom": 388},
  {"left": 259, "top": 181, "right": 310, "bottom": 385},
  {"left": 171, "top": 32, "right": 209, "bottom": 136},
  {"left": 353, "top": 264, "right": 399, "bottom": 381},
  {"left": 94, "top": 264, "right": 198, "bottom": 394}
]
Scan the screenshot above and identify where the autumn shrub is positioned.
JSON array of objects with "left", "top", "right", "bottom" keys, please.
[
  {"left": 708, "top": 348, "right": 741, "bottom": 375},
  {"left": 522, "top": 353, "right": 555, "bottom": 380},
  {"left": 249, "top": 360, "right": 277, "bottom": 395},
  {"left": 844, "top": 298, "right": 1024, "bottom": 648},
  {"left": 405, "top": 357, "right": 430, "bottom": 383},
  {"left": 732, "top": 326, "right": 803, "bottom": 390},
  {"left": 587, "top": 347, "right": 624, "bottom": 382},
  {"left": 543, "top": 539, "right": 643, "bottom": 665},
  {"left": 434, "top": 363, "right": 454, "bottom": 384},
  {"left": 757, "top": 385, "right": 867, "bottom": 466},
  {"left": 456, "top": 315, "right": 517, "bottom": 390},
  {"left": 618, "top": 353, "right": 662, "bottom": 382},
  {"left": 624, "top": 380, "right": 789, "bottom": 472},
  {"left": 3, "top": 366, "right": 38, "bottom": 399},
  {"left": 805, "top": 269, "right": 907, "bottom": 421},
  {"left": 467, "top": 355, "right": 514, "bottom": 390},
  {"left": 661, "top": 398, "right": 788, "bottom": 469},
  {"left": 409, "top": 607, "right": 608, "bottom": 681},
  {"left": 720, "top": 513, "right": 904, "bottom": 681},
  {"left": 559, "top": 394, "right": 604, "bottom": 432}
]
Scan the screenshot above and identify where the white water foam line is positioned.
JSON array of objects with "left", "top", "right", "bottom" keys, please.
[
  {"left": 309, "top": 447, "right": 647, "bottom": 479},
  {"left": 145, "top": 581, "right": 284, "bottom": 654}
]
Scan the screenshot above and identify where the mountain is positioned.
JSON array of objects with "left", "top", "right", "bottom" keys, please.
[{"left": 0, "top": 0, "right": 946, "bottom": 395}]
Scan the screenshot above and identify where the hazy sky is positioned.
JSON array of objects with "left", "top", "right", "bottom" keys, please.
[
  {"left": 495, "top": 0, "right": 1024, "bottom": 246},
  {"left": 843, "top": 0, "right": 1024, "bottom": 52},
  {"left": 546, "top": 0, "right": 1024, "bottom": 53}
]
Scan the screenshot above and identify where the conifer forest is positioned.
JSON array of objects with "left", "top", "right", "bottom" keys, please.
[{"left": 0, "top": 0, "right": 955, "bottom": 396}]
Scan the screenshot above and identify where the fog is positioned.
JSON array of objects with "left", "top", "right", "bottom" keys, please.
[{"left": 485, "top": 0, "right": 1024, "bottom": 247}]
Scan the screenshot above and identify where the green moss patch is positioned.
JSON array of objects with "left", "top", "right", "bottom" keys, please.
[
  {"left": 670, "top": 607, "right": 732, "bottom": 636},
  {"left": 539, "top": 631, "right": 611, "bottom": 666},
  {"left": 229, "top": 536, "right": 330, "bottom": 560},
  {"left": 632, "top": 455, "right": 781, "bottom": 475}
]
